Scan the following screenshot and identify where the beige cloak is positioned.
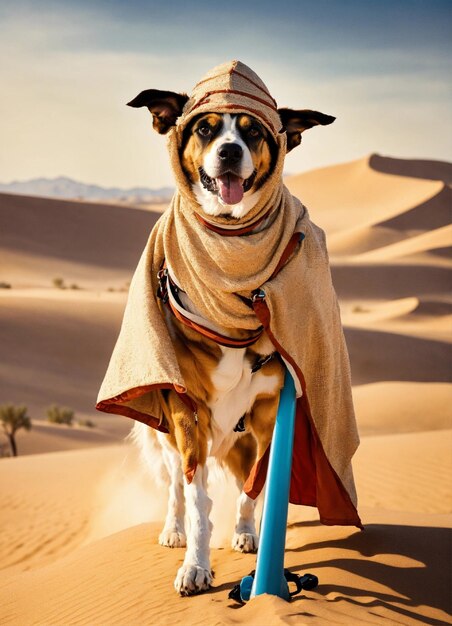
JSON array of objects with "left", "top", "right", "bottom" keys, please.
[{"left": 97, "top": 60, "right": 362, "bottom": 528}]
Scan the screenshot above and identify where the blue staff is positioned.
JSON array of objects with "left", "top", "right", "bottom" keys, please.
[{"left": 229, "top": 367, "right": 318, "bottom": 603}]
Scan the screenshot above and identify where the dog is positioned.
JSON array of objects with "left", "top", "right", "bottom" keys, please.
[{"left": 127, "top": 87, "right": 334, "bottom": 595}]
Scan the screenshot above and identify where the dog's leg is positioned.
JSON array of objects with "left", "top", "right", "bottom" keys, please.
[
  {"left": 164, "top": 392, "right": 212, "bottom": 595},
  {"left": 232, "top": 486, "right": 258, "bottom": 553},
  {"left": 231, "top": 389, "right": 281, "bottom": 552},
  {"left": 224, "top": 434, "right": 259, "bottom": 553},
  {"left": 174, "top": 463, "right": 213, "bottom": 595},
  {"left": 249, "top": 388, "right": 282, "bottom": 464},
  {"left": 156, "top": 432, "right": 186, "bottom": 548}
]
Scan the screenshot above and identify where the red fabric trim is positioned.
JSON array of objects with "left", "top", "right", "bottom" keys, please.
[
  {"left": 99, "top": 382, "right": 174, "bottom": 405},
  {"left": 193, "top": 89, "right": 277, "bottom": 112},
  {"left": 219, "top": 104, "right": 277, "bottom": 134},
  {"left": 269, "top": 232, "right": 303, "bottom": 281},
  {"left": 167, "top": 296, "right": 263, "bottom": 348},
  {"left": 232, "top": 69, "right": 278, "bottom": 106},
  {"left": 96, "top": 382, "right": 198, "bottom": 434},
  {"left": 96, "top": 382, "right": 175, "bottom": 433},
  {"left": 96, "top": 400, "right": 168, "bottom": 433},
  {"left": 194, "top": 71, "right": 234, "bottom": 89},
  {"left": 243, "top": 444, "right": 270, "bottom": 499},
  {"left": 245, "top": 298, "right": 363, "bottom": 529},
  {"left": 194, "top": 207, "right": 272, "bottom": 237},
  {"left": 187, "top": 99, "right": 277, "bottom": 135},
  {"left": 193, "top": 67, "right": 276, "bottom": 106}
]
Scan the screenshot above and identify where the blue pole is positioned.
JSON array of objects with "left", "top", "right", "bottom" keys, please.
[{"left": 250, "top": 367, "right": 296, "bottom": 600}]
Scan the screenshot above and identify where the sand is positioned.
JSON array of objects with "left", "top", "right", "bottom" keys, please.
[
  {"left": 0, "top": 153, "right": 451, "bottom": 624},
  {"left": 0, "top": 437, "right": 450, "bottom": 625},
  {"left": 0, "top": 192, "right": 161, "bottom": 289},
  {"left": 285, "top": 154, "right": 445, "bottom": 235}
]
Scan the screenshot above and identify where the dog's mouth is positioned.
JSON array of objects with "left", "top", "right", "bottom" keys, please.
[{"left": 199, "top": 167, "right": 257, "bottom": 205}]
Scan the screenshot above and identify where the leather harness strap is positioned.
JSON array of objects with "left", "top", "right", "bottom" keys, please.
[
  {"left": 270, "top": 231, "right": 305, "bottom": 280},
  {"left": 157, "top": 265, "right": 264, "bottom": 349},
  {"left": 156, "top": 229, "right": 304, "bottom": 349},
  {"left": 194, "top": 207, "right": 273, "bottom": 237}
]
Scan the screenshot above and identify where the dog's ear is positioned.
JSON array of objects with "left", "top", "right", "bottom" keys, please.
[
  {"left": 127, "top": 89, "right": 189, "bottom": 134},
  {"left": 278, "top": 109, "right": 335, "bottom": 152}
]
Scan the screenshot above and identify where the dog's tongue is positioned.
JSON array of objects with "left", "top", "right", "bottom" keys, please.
[{"left": 216, "top": 173, "right": 244, "bottom": 205}]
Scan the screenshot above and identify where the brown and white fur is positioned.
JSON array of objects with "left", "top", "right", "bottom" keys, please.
[{"left": 127, "top": 89, "right": 334, "bottom": 595}]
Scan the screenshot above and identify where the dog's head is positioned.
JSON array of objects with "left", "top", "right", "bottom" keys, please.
[
  {"left": 128, "top": 89, "right": 334, "bottom": 218},
  {"left": 179, "top": 111, "right": 278, "bottom": 218}
]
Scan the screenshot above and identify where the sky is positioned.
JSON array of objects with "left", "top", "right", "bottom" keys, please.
[{"left": 1, "top": 0, "right": 451, "bottom": 188}]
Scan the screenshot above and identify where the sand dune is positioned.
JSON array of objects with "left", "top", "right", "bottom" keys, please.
[
  {"left": 0, "top": 447, "right": 120, "bottom": 572},
  {"left": 329, "top": 220, "right": 451, "bottom": 262},
  {"left": 341, "top": 297, "right": 452, "bottom": 342},
  {"left": 0, "top": 290, "right": 131, "bottom": 457},
  {"left": 0, "top": 433, "right": 450, "bottom": 626},
  {"left": 1, "top": 154, "right": 451, "bottom": 624},
  {"left": 356, "top": 224, "right": 452, "bottom": 262},
  {"left": 0, "top": 291, "right": 126, "bottom": 420},
  {"left": 327, "top": 183, "right": 451, "bottom": 258},
  {"left": 285, "top": 155, "right": 443, "bottom": 234},
  {"left": 368, "top": 154, "right": 452, "bottom": 183},
  {"left": 353, "top": 382, "right": 452, "bottom": 435},
  {"left": 1, "top": 156, "right": 450, "bottom": 448},
  {"left": 345, "top": 326, "right": 450, "bottom": 384},
  {"left": 378, "top": 184, "right": 451, "bottom": 233},
  {"left": 2, "top": 512, "right": 451, "bottom": 626},
  {"left": 328, "top": 224, "right": 408, "bottom": 257},
  {"left": 342, "top": 296, "right": 420, "bottom": 323},
  {"left": 10, "top": 418, "right": 128, "bottom": 457},
  {"left": 331, "top": 261, "right": 451, "bottom": 300},
  {"left": 0, "top": 192, "right": 160, "bottom": 288}
]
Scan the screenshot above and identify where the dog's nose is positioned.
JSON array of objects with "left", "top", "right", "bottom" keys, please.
[{"left": 217, "top": 143, "right": 243, "bottom": 164}]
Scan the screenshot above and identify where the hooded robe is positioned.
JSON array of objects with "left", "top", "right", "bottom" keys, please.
[{"left": 96, "top": 60, "right": 362, "bottom": 529}]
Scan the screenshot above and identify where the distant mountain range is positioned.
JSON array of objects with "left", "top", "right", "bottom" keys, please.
[{"left": 0, "top": 176, "right": 173, "bottom": 204}]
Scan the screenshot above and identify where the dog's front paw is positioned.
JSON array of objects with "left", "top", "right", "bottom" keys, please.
[
  {"left": 159, "top": 529, "right": 186, "bottom": 548},
  {"left": 174, "top": 564, "right": 213, "bottom": 596},
  {"left": 232, "top": 531, "right": 258, "bottom": 553}
]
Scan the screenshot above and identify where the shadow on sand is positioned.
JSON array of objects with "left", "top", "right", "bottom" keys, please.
[{"left": 286, "top": 523, "right": 452, "bottom": 625}]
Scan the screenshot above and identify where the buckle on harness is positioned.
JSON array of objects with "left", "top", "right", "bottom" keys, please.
[
  {"left": 156, "top": 268, "right": 169, "bottom": 304},
  {"left": 251, "top": 353, "right": 275, "bottom": 373},
  {"left": 251, "top": 288, "right": 266, "bottom": 303}
]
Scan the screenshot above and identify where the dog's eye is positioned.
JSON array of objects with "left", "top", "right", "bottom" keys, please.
[
  {"left": 248, "top": 126, "right": 261, "bottom": 138},
  {"left": 197, "top": 126, "right": 212, "bottom": 137}
]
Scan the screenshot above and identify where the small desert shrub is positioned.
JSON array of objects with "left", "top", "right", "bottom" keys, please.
[
  {"left": 0, "top": 403, "right": 32, "bottom": 456},
  {"left": 53, "top": 277, "right": 66, "bottom": 289},
  {"left": 78, "top": 418, "right": 95, "bottom": 428},
  {"left": 0, "top": 281, "right": 11, "bottom": 289},
  {"left": 69, "top": 283, "right": 80, "bottom": 290},
  {"left": 107, "top": 285, "right": 129, "bottom": 292},
  {"left": 46, "top": 405, "right": 74, "bottom": 426},
  {"left": 352, "top": 305, "right": 369, "bottom": 313}
]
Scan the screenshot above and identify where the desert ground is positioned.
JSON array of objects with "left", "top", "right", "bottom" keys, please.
[{"left": 0, "top": 154, "right": 451, "bottom": 625}]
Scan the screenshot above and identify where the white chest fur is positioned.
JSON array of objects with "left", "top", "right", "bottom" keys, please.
[{"left": 207, "top": 340, "right": 279, "bottom": 458}]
